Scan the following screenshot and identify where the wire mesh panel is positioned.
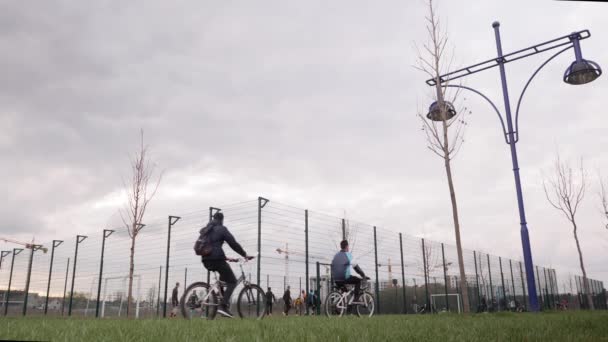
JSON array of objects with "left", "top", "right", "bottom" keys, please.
[
  {"left": 375, "top": 227, "right": 404, "bottom": 315},
  {"left": 1, "top": 196, "right": 606, "bottom": 317}
]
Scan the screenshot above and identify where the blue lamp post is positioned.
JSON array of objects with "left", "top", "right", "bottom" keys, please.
[{"left": 425, "top": 22, "right": 601, "bottom": 312}]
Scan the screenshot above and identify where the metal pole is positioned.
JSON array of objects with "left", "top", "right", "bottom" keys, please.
[
  {"left": 474, "top": 251, "right": 480, "bottom": 306},
  {"left": 509, "top": 260, "right": 516, "bottom": 305},
  {"left": 543, "top": 267, "right": 553, "bottom": 309},
  {"left": 487, "top": 254, "right": 494, "bottom": 304},
  {"left": 441, "top": 243, "right": 449, "bottom": 312},
  {"left": 492, "top": 21, "right": 539, "bottom": 312},
  {"left": 69, "top": 235, "right": 87, "bottom": 316},
  {"left": 157, "top": 266, "right": 162, "bottom": 317},
  {"left": 4, "top": 248, "right": 22, "bottom": 316},
  {"left": 373, "top": 226, "right": 380, "bottom": 314},
  {"left": 184, "top": 268, "right": 187, "bottom": 293},
  {"left": 519, "top": 261, "right": 527, "bottom": 310},
  {"left": 163, "top": 215, "right": 180, "bottom": 318},
  {"left": 552, "top": 269, "right": 560, "bottom": 305},
  {"left": 342, "top": 219, "right": 346, "bottom": 241},
  {"left": 421, "top": 239, "right": 430, "bottom": 310},
  {"left": 23, "top": 245, "right": 42, "bottom": 316},
  {"left": 399, "top": 233, "right": 406, "bottom": 314},
  {"left": 316, "top": 262, "right": 321, "bottom": 315},
  {"left": 305, "top": 209, "right": 309, "bottom": 315},
  {"left": 44, "top": 240, "right": 63, "bottom": 315},
  {"left": 257, "top": 197, "right": 268, "bottom": 288},
  {"left": 0, "top": 251, "right": 8, "bottom": 271},
  {"left": 61, "top": 258, "right": 70, "bottom": 316},
  {"left": 499, "top": 257, "right": 506, "bottom": 311},
  {"left": 535, "top": 265, "right": 542, "bottom": 310},
  {"left": 96, "top": 230, "right": 114, "bottom": 318}
]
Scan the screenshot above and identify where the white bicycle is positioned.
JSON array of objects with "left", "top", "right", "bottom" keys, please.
[
  {"left": 180, "top": 258, "right": 266, "bottom": 320},
  {"left": 324, "top": 278, "right": 375, "bottom": 318}
]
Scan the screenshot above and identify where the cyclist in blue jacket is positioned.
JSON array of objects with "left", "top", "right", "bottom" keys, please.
[{"left": 331, "top": 240, "right": 368, "bottom": 302}]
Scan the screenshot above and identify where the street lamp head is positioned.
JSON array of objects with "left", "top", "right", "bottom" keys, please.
[
  {"left": 427, "top": 101, "right": 456, "bottom": 121},
  {"left": 564, "top": 59, "right": 602, "bottom": 85}
]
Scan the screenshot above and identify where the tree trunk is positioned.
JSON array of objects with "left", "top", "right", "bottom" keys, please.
[
  {"left": 572, "top": 220, "right": 594, "bottom": 310},
  {"left": 127, "top": 228, "right": 136, "bottom": 317},
  {"left": 444, "top": 148, "right": 470, "bottom": 313}
]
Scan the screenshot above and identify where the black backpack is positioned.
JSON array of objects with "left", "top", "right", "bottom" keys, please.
[{"left": 194, "top": 225, "right": 214, "bottom": 257}]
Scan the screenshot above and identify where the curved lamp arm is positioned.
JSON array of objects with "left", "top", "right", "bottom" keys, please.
[
  {"left": 443, "top": 84, "right": 509, "bottom": 144},
  {"left": 514, "top": 45, "right": 572, "bottom": 143}
]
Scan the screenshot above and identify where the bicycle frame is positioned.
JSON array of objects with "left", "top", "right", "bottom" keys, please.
[{"left": 195, "top": 261, "right": 251, "bottom": 308}]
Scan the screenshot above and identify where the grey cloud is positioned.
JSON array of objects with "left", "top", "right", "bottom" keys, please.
[{"left": 1, "top": 0, "right": 607, "bottom": 284}]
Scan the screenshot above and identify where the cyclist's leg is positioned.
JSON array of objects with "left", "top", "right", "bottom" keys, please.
[
  {"left": 343, "top": 277, "right": 362, "bottom": 301},
  {"left": 215, "top": 260, "right": 238, "bottom": 307}
]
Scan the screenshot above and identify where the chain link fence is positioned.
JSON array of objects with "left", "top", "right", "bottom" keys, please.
[{"left": 0, "top": 197, "right": 605, "bottom": 317}]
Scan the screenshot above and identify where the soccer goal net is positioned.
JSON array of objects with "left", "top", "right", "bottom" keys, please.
[
  {"left": 100, "top": 274, "right": 142, "bottom": 318},
  {"left": 430, "top": 294, "right": 462, "bottom": 313}
]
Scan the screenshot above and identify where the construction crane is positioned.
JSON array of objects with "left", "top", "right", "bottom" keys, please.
[
  {"left": 0, "top": 237, "right": 48, "bottom": 253},
  {"left": 275, "top": 245, "right": 331, "bottom": 290}
]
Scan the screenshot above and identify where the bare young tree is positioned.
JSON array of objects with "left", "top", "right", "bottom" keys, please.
[
  {"left": 414, "top": 0, "right": 472, "bottom": 313},
  {"left": 542, "top": 154, "right": 594, "bottom": 309},
  {"left": 120, "top": 130, "right": 163, "bottom": 317}
]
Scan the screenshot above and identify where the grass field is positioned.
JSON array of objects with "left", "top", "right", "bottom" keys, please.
[{"left": 1, "top": 311, "right": 607, "bottom": 342}]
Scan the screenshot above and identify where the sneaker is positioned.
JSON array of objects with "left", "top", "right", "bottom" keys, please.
[{"left": 217, "top": 306, "right": 234, "bottom": 318}]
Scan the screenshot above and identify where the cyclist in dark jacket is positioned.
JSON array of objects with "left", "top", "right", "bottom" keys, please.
[{"left": 201, "top": 212, "right": 253, "bottom": 318}]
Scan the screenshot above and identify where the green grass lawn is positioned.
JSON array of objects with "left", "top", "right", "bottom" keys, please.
[{"left": 1, "top": 311, "right": 607, "bottom": 342}]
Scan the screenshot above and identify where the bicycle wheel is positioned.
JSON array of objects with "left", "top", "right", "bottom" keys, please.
[
  {"left": 180, "top": 282, "right": 218, "bottom": 320},
  {"left": 325, "top": 291, "right": 346, "bottom": 317},
  {"left": 355, "top": 291, "right": 375, "bottom": 317},
  {"left": 237, "top": 284, "right": 266, "bottom": 319}
]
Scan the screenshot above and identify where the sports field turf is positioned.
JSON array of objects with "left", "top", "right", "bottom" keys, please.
[{"left": 1, "top": 311, "right": 607, "bottom": 341}]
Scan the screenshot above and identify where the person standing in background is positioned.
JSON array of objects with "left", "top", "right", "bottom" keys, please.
[
  {"left": 282, "top": 286, "right": 292, "bottom": 316},
  {"left": 170, "top": 282, "right": 180, "bottom": 317}
]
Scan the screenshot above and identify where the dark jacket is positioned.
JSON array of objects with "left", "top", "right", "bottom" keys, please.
[
  {"left": 265, "top": 291, "right": 276, "bottom": 303},
  {"left": 200, "top": 219, "right": 247, "bottom": 261}
]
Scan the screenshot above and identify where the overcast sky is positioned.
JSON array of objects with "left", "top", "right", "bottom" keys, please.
[{"left": 2, "top": 0, "right": 607, "bottom": 286}]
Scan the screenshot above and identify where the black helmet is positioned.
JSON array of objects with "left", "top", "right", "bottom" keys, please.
[{"left": 213, "top": 212, "right": 224, "bottom": 221}]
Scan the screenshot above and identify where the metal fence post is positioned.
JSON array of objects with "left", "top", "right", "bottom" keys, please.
[
  {"left": 441, "top": 243, "right": 449, "bottom": 312},
  {"left": 68, "top": 235, "right": 87, "bottom": 316},
  {"left": 551, "top": 269, "right": 560, "bottom": 304},
  {"left": 0, "top": 251, "right": 10, "bottom": 271},
  {"left": 257, "top": 197, "right": 269, "bottom": 288},
  {"left": 499, "top": 257, "right": 506, "bottom": 311},
  {"left": 305, "top": 209, "right": 309, "bottom": 315},
  {"left": 535, "top": 266, "right": 542, "bottom": 310},
  {"left": 486, "top": 254, "right": 494, "bottom": 305},
  {"left": 3, "top": 248, "right": 22, "bottom": 316},
  {"left": 473, "top": 251, "right": 480, "bottom": 305},
  {"left": 421, "top": 239, "right": 430, "bottom": 311},
  {"left": 163, "top": 215, "right": 180, "bottom": 318},
  {"left": 184, "top": 268, "right": 188, "bottom": 293},
  {"left": 519, "top": 261, "right": 527, "bottom": 311},
  {"left": 509, "top": 259, "right": 516, "bottom": 305},
  {"left": 44, "top": 240, "right": 63, "bottom": 315},
  {"left": 316, "top": 261, "right": 321, "bottom": 316},
  {"left": 543, "top": 267, "right": 553, "bottom": 309},
  {"left": 95, "top": 230, "right": 114, "bottom": 318},
  {"left": 157, "top": 266, "right": 162, "bottom": 317},
  {"left": 373, "top": 226, "right": 380, "bottom": 314},
  {"left": 23, "top": 244, "right": 43, "bottom": 316},
  {"left": 399, "top": 233, "right": 406, "bottom": 314},
  {"left": 61, "top": 258, "right": 70, "bottom": 316}
]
